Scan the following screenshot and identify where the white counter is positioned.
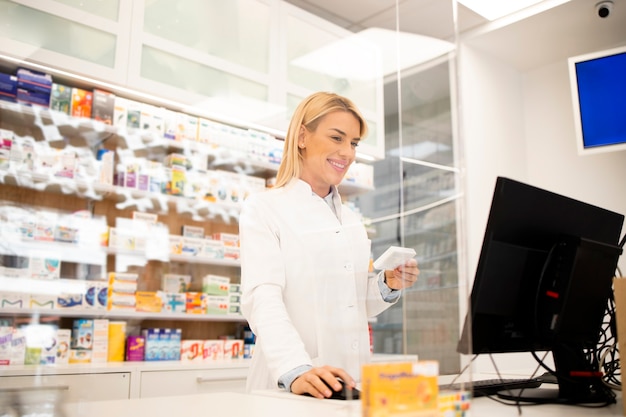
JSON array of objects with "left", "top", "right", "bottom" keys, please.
[{"left": 60, "top": 390, "right": 624, "bottom": 417}]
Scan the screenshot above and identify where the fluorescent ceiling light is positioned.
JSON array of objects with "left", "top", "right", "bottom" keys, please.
[
  {"left": 458, "top": 0, "right": 546, "bottom": 20},
  {"left": 290, "top": 28, "right": 455, "bottom": 81}
]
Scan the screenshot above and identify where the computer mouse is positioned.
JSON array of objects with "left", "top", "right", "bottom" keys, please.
[{"left": 324, "top": 379, "right": 360, "bottom": 400}]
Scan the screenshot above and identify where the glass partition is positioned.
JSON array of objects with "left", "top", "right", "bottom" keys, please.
[{"left": 0, "top": 0, "right": 472, "bottom": 412}]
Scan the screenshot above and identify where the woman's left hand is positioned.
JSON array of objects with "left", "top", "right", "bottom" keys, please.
[{"left": 385, "top": 259, "right": 419, "bottom": 290}]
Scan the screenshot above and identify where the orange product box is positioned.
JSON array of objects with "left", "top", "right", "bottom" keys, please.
[
  {"left": 361, "top": 361, "right": 439, "bottom": 417},
  {"left": 185, "top": 292, "right": 205, "bottom": 314},
  {"left": 70, "top": 87, "right": 93, "bottom": 118}
]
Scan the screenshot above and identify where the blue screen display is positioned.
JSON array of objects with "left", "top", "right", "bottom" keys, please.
[{"left": 575, "top": 52, "right": 626, "bottom": 149}]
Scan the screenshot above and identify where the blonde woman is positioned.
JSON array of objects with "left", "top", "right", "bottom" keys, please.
[{"left": 240, "top": 92, "right": 419, "bottom": 398}]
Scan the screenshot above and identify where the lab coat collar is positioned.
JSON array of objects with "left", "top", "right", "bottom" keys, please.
[{"left": 289, "top": 178, "right": 343, "bottom": 222}]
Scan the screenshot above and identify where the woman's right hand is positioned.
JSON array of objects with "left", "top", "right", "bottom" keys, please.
[{"left": 290, "top": 365, "right": 356, "bottom": 399}]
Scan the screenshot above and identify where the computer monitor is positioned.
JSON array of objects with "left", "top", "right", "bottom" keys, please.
[{"left": 458, "top": 177, "right": 624, "bottom": 404}]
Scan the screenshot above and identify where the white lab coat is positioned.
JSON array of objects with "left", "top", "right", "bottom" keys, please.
[{"left": 239, "top": 179, "right": 396, "bottom": 392}]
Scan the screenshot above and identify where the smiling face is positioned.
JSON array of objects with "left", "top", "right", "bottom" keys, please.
[{"left": 298, "top": 110, "right": 361, "bottom": 197}]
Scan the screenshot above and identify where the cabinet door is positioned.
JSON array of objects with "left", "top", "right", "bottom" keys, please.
[
  {"left": 127, "top": 0, "right": 274, "bottom": 126},
  {"left": 0, "top": 0, "right": 132, "bottom": 83},
  {"left": 0, "top": 373, "right": 131, "bottom": 402},
  {"left": 139, "top": 367, "right": 248, "bottom": 398}
]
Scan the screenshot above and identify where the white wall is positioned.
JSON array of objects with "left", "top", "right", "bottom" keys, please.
[{"left": 458, "top": 34, "right": 626, "bottom": 376}]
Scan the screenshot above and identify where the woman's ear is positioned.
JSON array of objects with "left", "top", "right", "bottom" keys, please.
[{"left": 298, "top": 125, "right": 306, "bottom": 149}]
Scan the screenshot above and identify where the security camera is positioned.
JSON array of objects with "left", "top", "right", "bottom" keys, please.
[{"left": 596, "top": 1, "right": 613, "bottom": 18}]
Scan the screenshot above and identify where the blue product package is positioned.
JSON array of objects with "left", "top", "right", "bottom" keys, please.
[
  {"left": 16, "top": 67, "right": 52, "bottom": 94},
  {"left": 0, "top": 73, "right": 17, "bottom": 102},
  {"left": 16, "top": 88, "right": 51, "bottom": 107},
  {"left": 85, "top": 285, "right": 96, "bottom": 307},
  {"left": 97, "top": 286, "right": 108, "bottom": 308},
  {"left": 142, "top": 328, "right": 161, "bottom": 361}
]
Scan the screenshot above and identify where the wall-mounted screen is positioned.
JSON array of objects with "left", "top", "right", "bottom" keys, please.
[{"left": 568, "top": 45, "right": 626, "bottom": 155}]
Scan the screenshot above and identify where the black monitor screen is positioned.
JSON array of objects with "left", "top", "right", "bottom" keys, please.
[{"left": 458, "top": 177, "right": 624, "bottom": 404}]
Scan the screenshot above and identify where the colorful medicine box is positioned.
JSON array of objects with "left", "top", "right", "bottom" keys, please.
[
  {"left": 202, "top": 339, "right": 224, "bottom": 361},
  {"left": 185, "top": 292, "right": 205, "bottom": 314},
  {"left": 135, "top": 291, "right": 163, "bottom": 313},
  {"left": 181, "top": 340, "right": 204, "bottom": 362},
  {"left": 126, "top": 335, "right": 145, "bottom": 361},
  {"left": 70, "top": 87, "right": 93, "bottom": 118},
  {"left": 361, "top": 361, "right": 440, "bottom": 417},
  {"left": 202, "top": 274, "right": 230, "bottom": 296}
]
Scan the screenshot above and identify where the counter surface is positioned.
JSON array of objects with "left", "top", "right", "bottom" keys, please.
[{"left": 61, "top": 390, "right": 624, "bottom": 417}]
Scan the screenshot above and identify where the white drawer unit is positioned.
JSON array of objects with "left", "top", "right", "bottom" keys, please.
[
  {"left": 139, "top": 366, "right": 248, "bottom": 398},
  {"left": 0, "top": 372, "right": 131, "bottom": 402}
]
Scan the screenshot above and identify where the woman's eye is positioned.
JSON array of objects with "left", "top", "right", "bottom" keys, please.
[
  {"left": 331, "top": 136, "right": 342, "bottom": 142},
  {"left": 351, "top": 141, "right": 359, "bottom": 148}
]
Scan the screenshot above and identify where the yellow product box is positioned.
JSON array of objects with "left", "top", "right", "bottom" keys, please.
[
  {"left": 135, "top": 291, "right": 163, "bottom": 313},
  {"left": 168, "top": 166, "right": 186, "bottom": 196},
  {"left": 361, "top": 361, "right": 439, "bottom": 417},
  {"left": 107, "top": 321, "right": 126, "bottom": 362}
]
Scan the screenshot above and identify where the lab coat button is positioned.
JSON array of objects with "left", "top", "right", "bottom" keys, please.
[
  {"left": 344, "top": 263, "right": 353, "bottom": 271},
  {"left": 351, "top": 341, "right": 359, "bottom": 350}
]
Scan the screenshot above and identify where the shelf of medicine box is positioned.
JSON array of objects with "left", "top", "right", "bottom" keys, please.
[
  {"left": 0, "top": 101, "right": 164, "bottom": 151},
  {"left": 0, "top": 170, "right": 243, "bottom": 223},
  {"left": 105, "top": 246, "right": 241, "bottom": 268},
  {"left": 0, "top": 238, "right": 107, "bottom": 266},
  {"left": 0, "top": 170, "right": 115, "bottom": 201},
  {"left": 100, "top": 184, "right": 243, "bottom": 224},
  {"left": 167, "top": 254, "right": 240, "bottom": 267},
  {"left": 0, "top": 306, "right": 247, "bottom": 323}
]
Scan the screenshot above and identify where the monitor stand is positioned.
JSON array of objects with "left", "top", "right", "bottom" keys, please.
[{"left": 497, "top": 347, "right": 615, "bottom": 405}]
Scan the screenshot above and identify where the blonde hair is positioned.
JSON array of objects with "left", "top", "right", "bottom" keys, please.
[{"left": 274, "top": 92, "right": 368, "bottom": 188}]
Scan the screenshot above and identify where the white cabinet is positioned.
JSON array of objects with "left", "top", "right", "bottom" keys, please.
[
  {"left": 0, "top": 0, "right": 132, "bottom": 83},
  {"left": 0, "top": 0, "right": 385, "bottom": 159},
  {"left": 139, "top": 364, "right": 249, "bottom": 398},
  {"left": 0, "top": 372, "right": 131, "bottom": 402}
]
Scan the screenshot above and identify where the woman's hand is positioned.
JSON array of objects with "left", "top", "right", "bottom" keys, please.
[
  {"left": 290, "top": 365, "right": 355, "bottom": 399},
  {"left": 385, "top": 258, "right": 419, "bottom": 290}
]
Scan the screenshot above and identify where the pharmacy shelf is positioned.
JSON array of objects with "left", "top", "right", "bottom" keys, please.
[
  {"left": 0, "top": 306, "right": 247, "bottom": 322},
  {"left": 0, "top": 359, "right": 251, "bottom": 377},
  {"left": 0, "top": 237, "right": 240, "bottom": 268}
]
